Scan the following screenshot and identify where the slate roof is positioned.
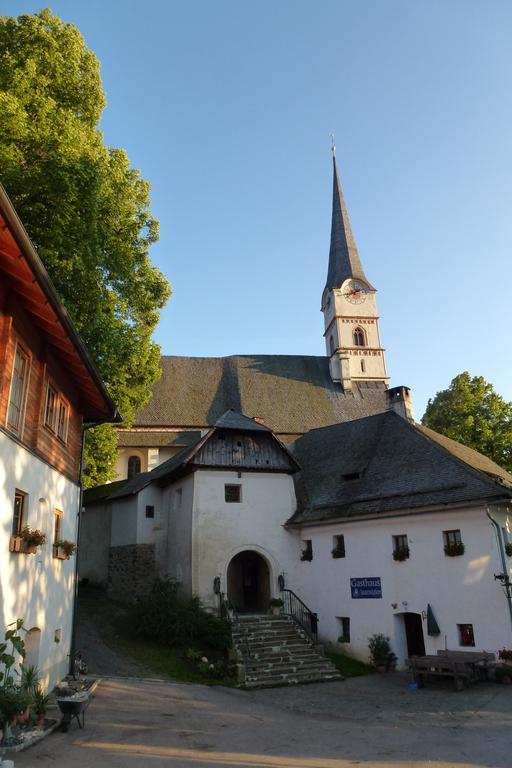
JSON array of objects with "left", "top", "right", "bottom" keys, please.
[
  {"left": 325, "top": 156, "right": 374, "bottom": 292},
  {"left": 215, "top": 409, "right": 271, "bottom": 432},
  {"left": 289, "top": 411, "right": 512, "bottom": 525},
  {"left": 133, "top": 355, "right": 388, "bottom": 435}
]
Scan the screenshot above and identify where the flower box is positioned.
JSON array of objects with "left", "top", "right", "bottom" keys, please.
[
  {"left": 393, "top": 547, "right": 410, "bottom": 562},
  {"left": 53, "top": 545, "right": 69, "bottom": 560},
  {"left": 444, "top": 542, "right": 465, "bottom": 557},
  {"left": 54, "top": 540, "right": 76, "bottom": 559},
  {"left": 9, "top": 536, "right": 38, "bottom": 554}
]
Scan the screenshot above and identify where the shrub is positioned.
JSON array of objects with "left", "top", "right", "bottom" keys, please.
[
  {"left": 368, "top": 633, "right": 397, "bottom": 669},
  {"left": 131, "top": 580, "right": 231, "bottom": 651},
  {"left": 495, "top": 664, "right": 512, "bottom": 683}
]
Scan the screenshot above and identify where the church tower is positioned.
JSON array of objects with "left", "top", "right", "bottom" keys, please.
[{"left": 322, "top": 150, "right": 388, "bottom": 391}]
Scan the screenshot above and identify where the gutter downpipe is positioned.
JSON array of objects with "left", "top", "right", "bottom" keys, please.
[
  {"left": 486, "top": 504, "right": 512, "bottom": 633},
  {"left": 69, "top": 427, "right": 87, "bottom": 673}
]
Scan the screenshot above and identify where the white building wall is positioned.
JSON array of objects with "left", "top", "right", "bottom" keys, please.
[
  {"left": 191, "top": 470, "right": 298, "bottom": 610},
  {"left": 78, "top": 500, "right": 111, "bottom": 586},
  {"left": 0, "top": 431, "right": 79, "bottom": 691},
  {"left": 294, "top": 504, "right": 512, "bottom": 667},
  {"left": 110, "top": 497, "right": 138, "bottom": 545}
]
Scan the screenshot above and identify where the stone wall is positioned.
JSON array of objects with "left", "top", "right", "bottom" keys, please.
[{"left": 107, "top": 543, "right": 156, "bottom": 602}]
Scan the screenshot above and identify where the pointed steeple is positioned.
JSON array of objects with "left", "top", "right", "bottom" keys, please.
[{"left": 325, "top": 153, "right": 374, "bottom": 291}]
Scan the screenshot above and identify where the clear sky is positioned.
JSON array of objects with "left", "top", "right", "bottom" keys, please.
[{"left": 4, "top": 1, "right": 512, "bottom": 417}]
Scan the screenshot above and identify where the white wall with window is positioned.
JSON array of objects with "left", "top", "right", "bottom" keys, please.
[
  {"left": 293, "top": 503, "right": 512, "bottom": 667},
  {"left": 0, "top": 429, "right": 79, "bottom": 690}
]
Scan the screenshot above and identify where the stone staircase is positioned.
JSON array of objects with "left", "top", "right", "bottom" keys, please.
[{"left": 232, "top": 614, "right": 342, "bottom": 688}]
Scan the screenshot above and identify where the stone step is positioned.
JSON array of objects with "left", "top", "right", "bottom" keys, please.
[
  {"left": 245, "top": 660, "right": 337, "bottom": 676},
  {"left": 243, "top": 649, "right": 320, "bottom": 662},
  {"left": 244, "top": 671, "right": 342, "bottom": 689}
]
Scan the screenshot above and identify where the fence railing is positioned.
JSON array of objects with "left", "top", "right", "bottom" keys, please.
[{"left": 280, "top": 588, "right": 318, "bottom": 642}]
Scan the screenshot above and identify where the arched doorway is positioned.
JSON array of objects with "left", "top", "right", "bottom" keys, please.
[{"left": 227, "top": 551, "right": 270, "bottom": 613}]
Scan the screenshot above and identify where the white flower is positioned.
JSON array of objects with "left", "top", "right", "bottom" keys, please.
[
  {"left": 201, "top": 656, "right": 208, "bottom": 663},
  {"left": 209, "top": 664, "right": 215, "bottom": 670}
]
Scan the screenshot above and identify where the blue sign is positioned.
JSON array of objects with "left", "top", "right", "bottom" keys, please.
[{"left": 351, "top": 577, "right": 382, "bottom": 599}]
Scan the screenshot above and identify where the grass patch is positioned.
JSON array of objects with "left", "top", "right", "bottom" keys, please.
[
  {"left": 77, "top": 585, "right": 237, "bottom": 686},
  {"left": 326, "top": 650, "right": 372, "bottom": 677}
]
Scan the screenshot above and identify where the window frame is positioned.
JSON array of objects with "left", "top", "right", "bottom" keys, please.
[
  {"left": 44, "top": 383, "right": 58, "bottom": 432},
  {"left": 337, "top": 616, "right": 351, "bottom": 643},
  {"left": 127, "top": 455, "right": 142, "bottom": 480},
  {"left": 457, "top": 623, "right": 475, "bottom": 647},
  {"left": 225, "top": 484, "right": 241, "bottom": 503},
  {"left": 353, "top": 327, "right": 366, "bottom": 347},
  {"left": 7, "top": 344, "right": 30, "bottom": 436},
  {"left": 56, "top": 398, "right": 69, "bottom": 442},
  {"left": 12, "top": 490, "right": 27, "bottom": 537},
  {"left": 332, "top": 534, "right": 345, "bottom": 558},
  {"left": 392, "top": 534, "right": 409, "bottom": 561},
  {"left": 301, "top": 539, "right": 313, "bottom": 561}
]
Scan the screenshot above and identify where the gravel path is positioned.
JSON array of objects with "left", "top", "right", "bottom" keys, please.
[{"left": 75, "top": 594, "right": 155, "bottom": 678}]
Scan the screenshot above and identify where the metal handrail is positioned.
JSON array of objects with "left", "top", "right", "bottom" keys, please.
[{"left": 280, "top": 588, "right": 318, "bottom": 642}]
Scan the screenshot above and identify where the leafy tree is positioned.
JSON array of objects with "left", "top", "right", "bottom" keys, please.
[
  {"left": 0, "top": 9, "right": 171, "bottom": 485},
  {"left": 422, "top": 372, "right": 512, "bottom": 472}
]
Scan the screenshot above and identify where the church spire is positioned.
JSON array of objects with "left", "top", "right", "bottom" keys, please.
[{"left": 325, "top": 153, "right": 374, "bottom": 292}]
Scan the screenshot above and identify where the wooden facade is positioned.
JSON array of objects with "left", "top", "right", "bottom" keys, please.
[{"left": 0, "top": 184, "right": 119, "bottom": 482}]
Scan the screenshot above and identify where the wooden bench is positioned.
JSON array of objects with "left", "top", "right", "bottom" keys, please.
[
  {"left": 406, "top": 655, "right": 474, "bottom": 691},
  {"left": 436, "top": 650, "right": 495, "bottom": 681}
]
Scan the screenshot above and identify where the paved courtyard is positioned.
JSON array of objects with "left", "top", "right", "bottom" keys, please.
[{"left": 14, "top": 673, "right": 512, "bottom": 768}]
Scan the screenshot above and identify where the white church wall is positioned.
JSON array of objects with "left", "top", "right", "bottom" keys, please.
[
  {"left": 191, "top": 469, "right": 298, "bottom": 610},
  {"left": 0, "top": 431, "right": 79, "bottom": 691},
  {"left": 294, "top": 505, "right": 512, "bottom": 668}
]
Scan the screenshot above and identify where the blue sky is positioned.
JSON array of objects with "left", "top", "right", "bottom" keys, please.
[{"left": 4, "top": 1, "right": 512, "bottom": 417}]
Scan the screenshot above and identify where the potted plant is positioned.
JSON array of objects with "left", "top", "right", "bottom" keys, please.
[
  {"left": 32, "top": 687, "right": 50, "bottom": 727},
  {"left": 444, "top": 541, "right": 465, "bottom": 557},
  {"left": 368, "top": 633, "right": 397, "bottom": 672},
  {"left": 20, "top": 526, "right": 46, "bottom": 554},
  {"left": 268, "top": 598, "right": 284, "bottom": 616},
  {"left": 393, "top": 546, "right": 410, "bottom": 562},
  {"left": 54, "top": 539, "right": 76, "bottom": 559}
]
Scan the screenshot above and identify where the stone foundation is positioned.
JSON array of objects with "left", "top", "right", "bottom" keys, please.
[{"left": 107, "top": 544, "right": 156, "bottom": 602}]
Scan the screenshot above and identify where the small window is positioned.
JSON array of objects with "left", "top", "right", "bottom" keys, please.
[
  {"left": 7, "top": 345, "right": 29, "bottom": 434},
  {"left": 225, "top": 484, "right": 241, "bottom": 503},
  {"left": 44, "top": 385, "right": 57, "bottom": 430},
  {"left": 458, "top": 623, "right": 475, "bottom": 647},
  {"left": 145, "top": 505, "right": 155, "bottom": 519},
  {"left": 53, "top": 510, "right": 62, "bottom": 545},
  {"left": 353, "top": 327, "right": 366, "bottom": 347},
  {"left": 329, "top": 335, "right": 335, "bottom": 355},
  {"left": 301, "top": 539, "right": 313, "bottom": 561},
  {"left": 392, "top": 534, "right": 409, "bottom": 561},
  {"left": 360, "top": 359, "right": 366, "bottom": 373},
  {"left": 56, "top": 400, "right": 69, "bottom": 442},
  {"left": 127, "top": 455, "right": 141, "bottom": 480},
  {"left": 337, "top": 617, "right": 350, "bottom": 643},
  {"left": 332, "top": 535, "right": 345, "bottom": 558},
  {"left": 443, "top": 529, "right": 464, "bottom": 556},
  {"left": 12, "top": 490, "right": 27, "bottom": 536}
]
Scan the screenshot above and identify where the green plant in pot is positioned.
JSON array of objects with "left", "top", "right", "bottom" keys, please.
[
  {"left": 269, "top": 598, "right": 284, "bottom": 616},
  {"left": 368, "top": 633, "right": 397, "bottom": 672},
  {"left": 32, "top": 687, "right": 50, "bottom": 726}
]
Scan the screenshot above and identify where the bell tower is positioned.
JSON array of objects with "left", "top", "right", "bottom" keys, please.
[{"left": 321, "top": 148, "right": 388, "bottom": 391}]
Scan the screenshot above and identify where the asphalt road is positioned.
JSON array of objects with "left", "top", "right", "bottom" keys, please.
[{"left": 14, "top": 673, "right": 512, "bottom": 768}]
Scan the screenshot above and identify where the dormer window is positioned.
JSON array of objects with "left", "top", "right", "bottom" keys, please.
[{"left": 353, "top": 327, "right": 366, "bottom": 347}]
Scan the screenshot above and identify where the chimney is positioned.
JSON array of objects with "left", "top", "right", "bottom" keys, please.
[{"left": 386, "top": 386, "right": 414, "bottom": 421}]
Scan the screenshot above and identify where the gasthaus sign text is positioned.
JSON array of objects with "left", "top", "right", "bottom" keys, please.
[{"left": 351, "top": 577, "right": 382, "bottom": 599}]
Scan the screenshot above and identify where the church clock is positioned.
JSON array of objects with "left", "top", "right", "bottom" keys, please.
[{"left": 343, "top": 280, "right": 367, "bottom": 304}]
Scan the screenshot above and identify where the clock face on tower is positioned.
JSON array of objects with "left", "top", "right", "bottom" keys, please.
[{"left": 343, "top": 280, "right": 368, "bottom": 304}]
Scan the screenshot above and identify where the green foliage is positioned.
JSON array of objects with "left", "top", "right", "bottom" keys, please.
[
  {"left": 0, "top": 686, "right": 29, "bottom": 729},
  {"left": 131, "top": 580, "right": 232, "bottom": 651},
  {"left": 368, "top": 633, "right": 397, "bottom": 668},
  {"left": 0, "top": 9, "right": 171, "bottom": 485},
  {"left": 20, "top": 664, "right": 39, "bottom": 693},
  {"left": 0, "top": 619, "right": 26, "bottom": 688},
  {"left": 326, "top": 651, "right": 371, "bottom": 677},
  {"left": 422, "top": 372, "right": 512, "bottom": 472},
  {"left": 32, "top": 686, "right": 50, "bottom": 717}
]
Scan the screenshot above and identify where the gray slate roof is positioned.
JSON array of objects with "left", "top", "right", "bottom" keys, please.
[
  {"left": 325, "top": 156, "right": 374, "bottom": 292},
  {"left": 117, "top": 430, "right": 201, "bottom": 448},
  {"left": 133, "top": 355, "right": 388, "bottom": 435},
  {"left": 290, "top": 411, "right": 512, "bottom": 525}
]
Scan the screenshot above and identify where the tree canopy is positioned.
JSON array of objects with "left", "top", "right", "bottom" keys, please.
[
  {"left": 0, "top": 9, "right": 171, "bottom": 485},
  {"left": 422, "top": 372, "right": 512, "bottom": 472}
]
